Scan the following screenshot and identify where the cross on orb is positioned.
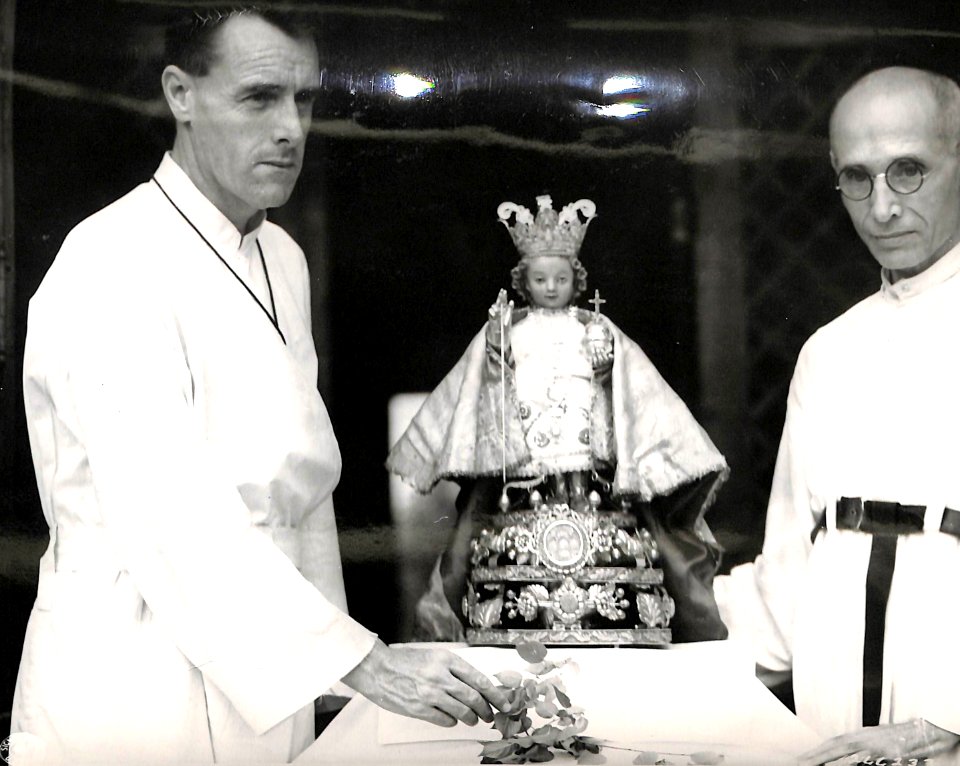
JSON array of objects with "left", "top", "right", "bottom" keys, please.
[{"left": 589, "top": 289, "right": 606, "bottom": 318}]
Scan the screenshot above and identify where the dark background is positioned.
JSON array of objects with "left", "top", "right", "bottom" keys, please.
[{"left": 3, "top": 0, "right": 959, "bottom": 735}]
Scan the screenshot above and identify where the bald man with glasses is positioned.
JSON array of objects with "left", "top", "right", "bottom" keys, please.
[{"left": 715, "top": 67, "right": 960, "bottom": 764}]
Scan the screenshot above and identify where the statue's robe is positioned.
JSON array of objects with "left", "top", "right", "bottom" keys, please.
[{"left": 387, "top": 309, "right": 730, "bottom": 642}]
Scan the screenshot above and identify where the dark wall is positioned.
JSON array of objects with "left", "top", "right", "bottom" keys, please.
[{"left": 321, "top": 141, "right": 699, "bottom": 523}]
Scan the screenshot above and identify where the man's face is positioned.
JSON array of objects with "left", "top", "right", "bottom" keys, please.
[
  {"left": 183, "top": 15, "right": 320, "bottom": 229},
  {"left": 830, "top": 84, "right": 960, "bottom": 280},
  {"left": 525, "top": 256, "right": 575, "bottom": 309}
]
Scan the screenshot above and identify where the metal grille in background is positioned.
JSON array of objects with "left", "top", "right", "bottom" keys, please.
[{"left": 736, "top": 42, "right": 902, "bottom": 539}]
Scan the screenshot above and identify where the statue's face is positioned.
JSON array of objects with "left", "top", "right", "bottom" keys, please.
[{"left": 525, "top": 256, "right": 575, "bottom": 309}]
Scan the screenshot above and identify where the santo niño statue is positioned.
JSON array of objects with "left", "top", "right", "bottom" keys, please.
[{"left": 387, "top": 195, "right": 730, "bottom": 645}]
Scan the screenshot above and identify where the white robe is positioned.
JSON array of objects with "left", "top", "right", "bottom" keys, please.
[
  {"left": 511, "top": 308, "right": 595, "bottom": 474},
  {"left": 11, "top": 154, "right": 377, "bottom": 763},
  {"left": 715, "top": 242, "right": 960, "bottom": 738}
]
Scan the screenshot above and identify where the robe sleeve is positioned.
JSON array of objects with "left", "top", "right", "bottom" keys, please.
[
  {"left": 285, "top": 239, "right": 351, "bottom": 612},
  {"left": 714, "top": 343, "right": 817, "bottom": 672},
  {"left": 54, "top": 229, "right": 375, "bottom": 736}
]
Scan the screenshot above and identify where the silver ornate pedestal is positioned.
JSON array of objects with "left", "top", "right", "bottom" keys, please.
[{"left": 463, "top": 499, "right": 675, "bottom": 646}]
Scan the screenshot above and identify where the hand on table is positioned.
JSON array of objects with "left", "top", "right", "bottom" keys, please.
[
  {"left": 342, "top": 640, "right": 509, "bottom": 728},
  {"left": 798, "top": 718, "right": 960, "bottom": 765}
]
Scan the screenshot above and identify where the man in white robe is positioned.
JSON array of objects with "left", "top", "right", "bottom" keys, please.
[
  {"left": 10, "top": 8, "right": 506, "bottom": 764},
  {"left": 715, "top": 67, "right": 960, "bottom": 764}
]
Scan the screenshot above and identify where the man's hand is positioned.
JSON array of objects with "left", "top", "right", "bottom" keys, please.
[
  {"left": 798, "top": 718, "right": 960, "bottom": 765},
  {"left": 342, "top": 640, "right": 509, "bottom": 728}
]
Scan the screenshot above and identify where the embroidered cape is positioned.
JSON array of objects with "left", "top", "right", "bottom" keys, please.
[{"left": 386, "top": 309, "right": 728, "bottom": 503}]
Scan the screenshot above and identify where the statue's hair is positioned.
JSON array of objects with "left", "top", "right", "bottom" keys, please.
[
  {"left": 164, "top": 6, "right": 314, "bottom": 76},
  {"left": 831, "top": 66, "right": 960, "bottom": 148},
  {"left": 510, "top": 258, "right": 589, "bottom": 305}
]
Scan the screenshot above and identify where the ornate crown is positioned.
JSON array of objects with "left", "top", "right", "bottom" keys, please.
[{"left": 498, "top": 195, "right": 596, "bottom": 260}]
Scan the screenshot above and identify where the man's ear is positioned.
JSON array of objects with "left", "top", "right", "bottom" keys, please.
[
  {"left": 161, "top": 65, "right": 194, "bottom": 124},
  {"left": 829, "top": 149, "right": 839, "bottom": 173}
]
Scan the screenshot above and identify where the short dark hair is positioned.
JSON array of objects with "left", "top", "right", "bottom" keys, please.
[
  {"left": 164, "top": 6, "right": 313, "bottom": 76},
  {"left": 510, "top": 257, "right": 589, "bottom": 305}
]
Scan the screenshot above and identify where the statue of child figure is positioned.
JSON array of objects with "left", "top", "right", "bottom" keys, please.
[
  {"left": 387, "top": 195, "right": 730, "bottom": 642},
  {"left": 484, "top": 197, "right": 615, "bottom": 511}
]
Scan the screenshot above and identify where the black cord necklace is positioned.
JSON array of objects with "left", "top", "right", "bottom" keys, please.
[{"left": 152, "top": 176, "right": 286, "bottom": 345}]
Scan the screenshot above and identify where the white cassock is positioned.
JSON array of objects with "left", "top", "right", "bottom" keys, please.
[
  {"left": 11, "top": 154, "right": 377, "bottom": 763},
  {"left": 715, "top": 242, "right": 960, "bottom": 739}
]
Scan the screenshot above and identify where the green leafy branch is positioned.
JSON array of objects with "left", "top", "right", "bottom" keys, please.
[{"left": 479, "top": 640, "right": 605, "bottom": 764}]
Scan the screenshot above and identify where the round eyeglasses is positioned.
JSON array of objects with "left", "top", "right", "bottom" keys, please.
[{"left": 835, "top": 158, "right": 931, "bottom": 201}]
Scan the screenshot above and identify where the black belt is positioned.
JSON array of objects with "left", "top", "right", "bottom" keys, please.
[
  {"left": 810, "top": 498, "right": 960, "bottom": 728},
  {"left": 810, "top": 498, "right": 960, "bottom": 543}
]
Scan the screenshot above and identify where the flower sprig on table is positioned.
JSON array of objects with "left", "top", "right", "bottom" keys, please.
[
  {"left": 631, "top": 750, "right": 724, "bottom": 765},
  {"left": 479, "top": 640, "right": 605, "bottom": 764}
]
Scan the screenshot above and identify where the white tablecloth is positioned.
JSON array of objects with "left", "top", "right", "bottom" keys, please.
[{"left": 298, "top": 641, "right": 820, "bottom": 765}]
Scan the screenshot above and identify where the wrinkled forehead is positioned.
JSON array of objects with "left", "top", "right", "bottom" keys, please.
[{"left": 830, "top": 86, "right": 945, "bottom": 166}]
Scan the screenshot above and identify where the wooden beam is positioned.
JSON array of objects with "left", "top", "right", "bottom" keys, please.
[{"left": 690, "top": 23, "right": 754, "bottom": 555}]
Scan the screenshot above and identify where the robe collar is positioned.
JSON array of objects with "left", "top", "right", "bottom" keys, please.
[
  {"left": 880, "top": 239, "right": 960, "bottom": 304},
  {"left": 154, "top": 152, "right": 266, "bottom": 261}
]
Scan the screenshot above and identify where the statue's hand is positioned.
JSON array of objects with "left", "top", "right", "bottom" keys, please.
[
  {"left": 583, "top": 322, "right": 613, "bottom": 369},
  {"left": 486, "top": 289, "right": 513, "bottom": 346},
  {"left": 587, "top": 338, "right": 613, "bottom": 368},
  {"left": 488, "top": 289, "right": 512, "bottom": 319}
]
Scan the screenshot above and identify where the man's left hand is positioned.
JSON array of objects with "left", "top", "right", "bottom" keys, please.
[{"left": 798, "top": 718, "right": 960, "bottom": 765}]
